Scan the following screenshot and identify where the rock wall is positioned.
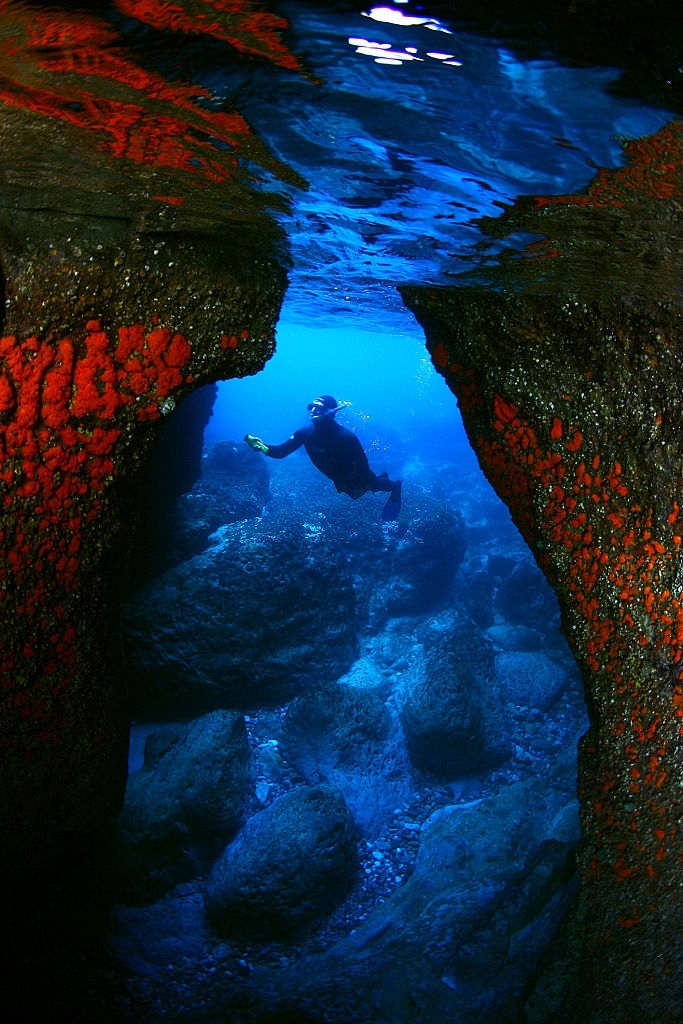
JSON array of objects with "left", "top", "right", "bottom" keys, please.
[
  {"left": 403, "top": 281, "right": 683, "bottom": 1018},
  {"left": 0, "top": 225, "right": 286, "bottom": 869},
  {"left": 402, "top": 121, "right": 683, "bottom": 1021},
  {"left": 0, "top": 0, "right": 301, "bottom": 867}
]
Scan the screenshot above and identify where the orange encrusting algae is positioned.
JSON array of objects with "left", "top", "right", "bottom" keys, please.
[
  {"left": 0, "top": 1, "right": 308, "bottom": 193},
  {"left": 480, "top": 385, "right": 683, "bottom": 689},
  {"left": 436, "top": 351, "right": 683, "bottom": 938},
  {"left": 405, "top": 117, "right": 683, "bottom": 1017},
  {"left": 0, "top": 320, "right": 193, "bottom": 749},
  {"left": 532, "top": 121, "right": 683, "bottom": 212}
]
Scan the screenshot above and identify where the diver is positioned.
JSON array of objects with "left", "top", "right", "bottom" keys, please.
[{"left": 245, "top": 395, "right": 402, "bottom": 521}]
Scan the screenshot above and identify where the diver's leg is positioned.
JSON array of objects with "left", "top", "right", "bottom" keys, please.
[
  {"left": 367, "top": 473, "right": 402, "bottom": 520},
  {"left": 368, "top": 474, "right": 395, "bottom": 494}
]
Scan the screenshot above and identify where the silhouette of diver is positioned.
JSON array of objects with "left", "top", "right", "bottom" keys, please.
[{"left": 245, "top": 395, "right": 402, "bottom": 521}]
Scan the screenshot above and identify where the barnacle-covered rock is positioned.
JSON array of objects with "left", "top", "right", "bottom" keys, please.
[{"left": 0, "top": 2, "right": 296, "bottom": 866}]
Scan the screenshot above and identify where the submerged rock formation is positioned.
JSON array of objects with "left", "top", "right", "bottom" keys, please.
[
  {"left": 105, "top": 446, "right": 586, "bottom": 1024},
  {"left": 402, "top": 120, "right": 683, "bottom": 1022},
  {"left": 2, "top": 3, "right": 682, "bottom": 1022},
  {"left": 234, "top": 776, "right": 579, "bottom": 1023},
  {"left": 0, "top": 228, "right": 285, "bottom": 868},
  {"left": 0, "top": 1, "right": 298, "bottom": 870},
  {"left": 113, "top": 710, "right": 253, "bottom": 902},
  {"left": 122, "top": 512, "right": 360, "bottom": 715},
  {"left": 206, "top": 783, "right": 358, "bottom": 939}
]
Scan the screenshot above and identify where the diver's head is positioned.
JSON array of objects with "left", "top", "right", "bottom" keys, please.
[{"left": 308, "top": 395, "right": 345, "bottom": 420}]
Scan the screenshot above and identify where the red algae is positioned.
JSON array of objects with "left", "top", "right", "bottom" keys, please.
[
  {"left": 532, "top": 121, "right": 683, "bottom": 211},
  {"left": 0, "top": 320, "right": 192, "bottom": 737},
  {"left": 479, "top": 387, "right": 683, "bottom": 1005},
  {"left": 0, "top": 1, "right": 305, "bottom": 191},
  {"left": 404, "top": 271, "right": 683, "bottom": 1018},
  {"left": 473, "top": 121, "right": 683, "bottom": 310}
]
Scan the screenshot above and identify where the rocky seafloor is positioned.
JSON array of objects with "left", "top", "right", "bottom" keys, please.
[{"left": 100, "top": 432, "right": 589, "bottom": 1023}]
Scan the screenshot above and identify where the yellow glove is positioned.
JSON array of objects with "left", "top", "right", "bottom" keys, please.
[{"left": 244, "top": 433, "right": 269, "bottom": 453}]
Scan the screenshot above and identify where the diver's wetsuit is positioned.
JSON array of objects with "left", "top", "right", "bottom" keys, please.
[{"left": 265, "top": 416, "right": 398, "bottom": 500}]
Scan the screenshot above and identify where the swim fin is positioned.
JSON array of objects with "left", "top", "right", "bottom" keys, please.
[{"left": 382, "top": 482, "right": 402, "bottom": 521}]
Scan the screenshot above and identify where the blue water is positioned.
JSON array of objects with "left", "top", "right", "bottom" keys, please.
[
  {"left": 216, "top": 1, "right": 673, "bottom": 326},
  {"left": 203, "top": 301, "right": 466, "bottom": 456},
  {"left": 201, "top": 3, "right": 672, "bottom": 453}
]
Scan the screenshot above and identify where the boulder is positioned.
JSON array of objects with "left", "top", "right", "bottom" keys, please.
[
  {"left": 387, "top": 500, "right": 467, "bottom": 614},
  {"left": 168, "top": 440, "right": 271, "bottom": 566},
  {"left": 486, "top": 622, "right": 543, "bottom": 652},
  {"left": 399, "top": 615, "right": 511, "bottom": 777},
  {"left": 240, "top": 779, "right": 580, "bottom": 1024},
  {"left": 113, "top": 711, "right": 253, "bottom": 902},
  {"left": 122, "top": 512, "right": 359, "bottom": 717},
  {"left": 280, "top": 680, "right": 413, "bottom": 835},
  {"left": 495, "top": 650, "right": 570, "bottom": 711},
  {"left": 456, "top": 568, "right": 496, "bottom": 630},
  {"left": 205, "top": 784, "right": 357, "bottom": 938},
  {"left": 494, "top": 559, "right": 561, "bottom": 632}
]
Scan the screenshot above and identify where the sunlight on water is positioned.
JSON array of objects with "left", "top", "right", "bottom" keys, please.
[
  {"left": 361, "top": 5, "right": 453, "bottom": 31},
  {"left": 230, "top": 5, "right": 674, "bottom": 325}
]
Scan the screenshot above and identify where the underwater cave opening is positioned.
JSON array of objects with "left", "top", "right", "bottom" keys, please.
[
  {"left": 116, "top": 299, "right": 590, "bottom": 1019},
  {"left": 204, "top": 305, "right": 471, "bottom": 465}
]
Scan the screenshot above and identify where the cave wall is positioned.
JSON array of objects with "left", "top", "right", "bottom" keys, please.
[
  {"left": 0, "top": 225, "right": 286, "bottom": 869},
  {"left": 402, "top": 119, "right": 683, "bottom": 1020},
  {"left": 401, "top": 286, "right": 683, "bottom": 1020},
  {"left": 0, "top": 0, "right": 303, "bottom": 873}
]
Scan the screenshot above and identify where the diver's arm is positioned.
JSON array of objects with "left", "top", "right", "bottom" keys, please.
[{"left": 244, "top": 429, "right": 306, "bottom": 459}]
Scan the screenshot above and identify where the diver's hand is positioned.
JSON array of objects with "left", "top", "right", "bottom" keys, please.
[{"left": 244, "top": 433, "right": 269, "bottom": 453}]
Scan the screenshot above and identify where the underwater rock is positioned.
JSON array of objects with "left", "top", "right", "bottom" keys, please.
[
  {"left": 495, "top": 650, "right": 570, "bottom": 712},
  {"left": 387, "top": 500, "right": 467, "bottom": 614},
  {"left": 205, "top": 783, "right": 357, "bottom": 938},
  {"left": 398, "top": 618, "right": 511, "bottom": 777},
  {"left": 402, "top": 271, "right": 683, "bottom": 1019},
  {"left": 0, "top": 0, "right": 293, "bottom": 867},
  {"left": 122, "top": 512, "right": 359, "bottom": 717},
  {"left": 493, "top": 558, "right": 561, "bottom": 631},
  {"left": 113, "top": 711, "right": 253, "bottom": 902},
  {"left": 416, "top": 608, "right": 500, "bottom": 688},
  {"left": 241, "top": 778, "right": 579, "bottom": 1023},
  {"left": 485, "top": 622, "right": 543, "bottom": 652},
  {"left": 154, "top": 439, "right": 271, "bottom": 575},
  {"left": 280, "top": 679, "right": 414, "bottom": 835},
  {"left": 455, "top": 567, "right": 496, "bottom": 630},
  {"left": 130, "top": 386, "right": 219, "bottom": 587},
  {"left": 265, "top": 454, "right": 405, "bottom": 632},
  {"left": 0, "top": 242, "right": 285, "bottom": 868}
]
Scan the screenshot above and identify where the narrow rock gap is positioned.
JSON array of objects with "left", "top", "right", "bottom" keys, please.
[{"left": 114, "top": 310, "right": 589, "bottom": 1021}]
